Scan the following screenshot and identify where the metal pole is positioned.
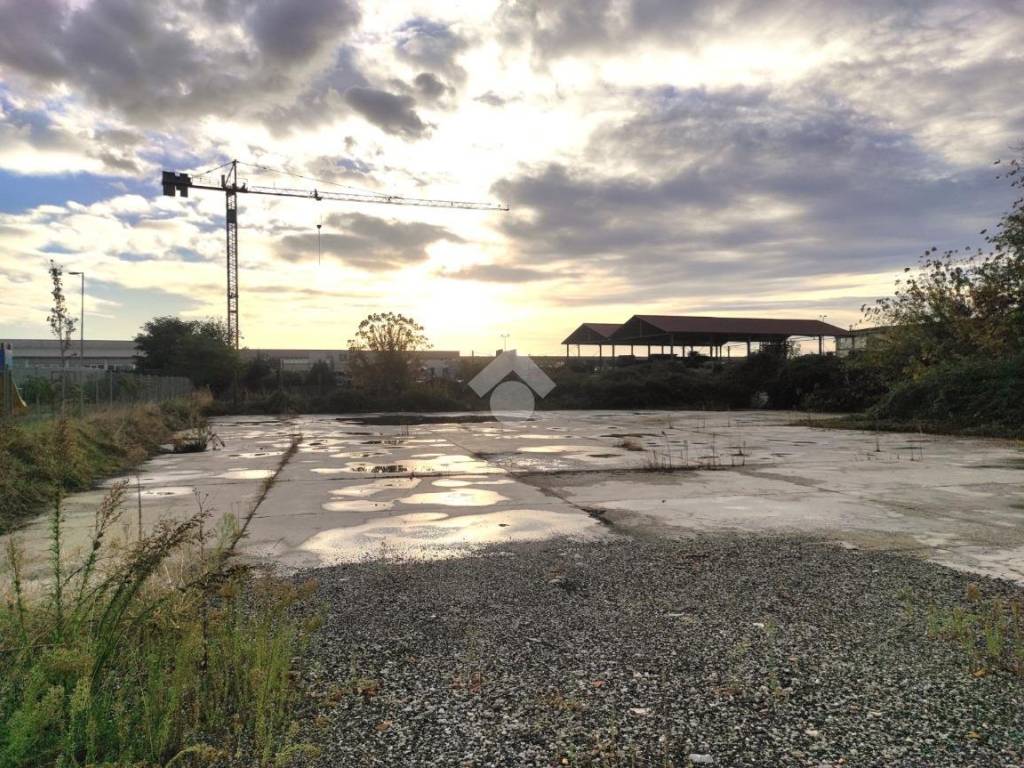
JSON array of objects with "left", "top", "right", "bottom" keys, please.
[{"left": 79, "top": 273, "right": 84, "bottom": 361}]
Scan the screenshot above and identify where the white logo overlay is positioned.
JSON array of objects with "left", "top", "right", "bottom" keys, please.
[{"left": 468, "top": 350, "right": 555, "bottom": 423}]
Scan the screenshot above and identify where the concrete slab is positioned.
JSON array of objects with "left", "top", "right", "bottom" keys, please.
[{"left": 5, "top": 411, "right": 1023, "bottom": 583}]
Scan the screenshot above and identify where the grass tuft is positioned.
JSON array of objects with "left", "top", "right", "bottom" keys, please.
[{"left": 0, "top": 417, "right": 314, "bottom": 766}]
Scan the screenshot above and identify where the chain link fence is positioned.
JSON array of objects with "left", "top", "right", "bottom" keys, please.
[{"left": 3, "top": 365, "right": 193, "bottom": 419}]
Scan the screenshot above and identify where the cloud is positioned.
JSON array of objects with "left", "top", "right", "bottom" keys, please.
[
  {"left": 277, "top": 212, "right": 461, "bottom": 270},
  {"left": 440, "top": 263, "right": 560, "bottom": 282},
  {"left": 497, "top": 0, "right": 923, "bottom": 59},
  {"left": 474, "top": 91, "right": 513, "bottom": 107},
  {"left": 493, "top": 83, "right": 1011, "bottom": 302},
  {"left": 413, "top": 72, "right": 452, "bottom": 102},
  {"left": 247, "top": 0, "right": 359, "bottom": 62},
  {"left": 0, "top": 98, "right": 145, "bottom": 174},
  {"left": 343, "top": 86, "right": 429, "bottom": 137},
  {"left": 0, "top": 0, "right": 361, "bottom": 128},
  {"left": 394, "top": 18, "right": 469, "bottom": 82}
]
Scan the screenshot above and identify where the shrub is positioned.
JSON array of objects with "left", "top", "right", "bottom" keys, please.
[{"left": 868, "top": 355, "right": 1024, "bottom": 433}]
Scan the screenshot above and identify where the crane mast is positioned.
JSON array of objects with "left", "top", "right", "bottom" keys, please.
[
  {"left": 224, "top": 161, "right": 239, "bottom": 349},
  {"left": 162, "top": 159, "right": 506, "bottom": 349}
]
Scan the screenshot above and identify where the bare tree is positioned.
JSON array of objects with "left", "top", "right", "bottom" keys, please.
[{"left": 47, "top": 261, "right": 77, "bottom": 410}]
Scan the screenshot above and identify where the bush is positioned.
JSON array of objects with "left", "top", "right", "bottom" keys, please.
[{"left": 868, "top": 355, "right": 1024, "bottom": 434}]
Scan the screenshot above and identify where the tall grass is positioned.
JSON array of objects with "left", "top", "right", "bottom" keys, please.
[
  {"left": 1, "top": 393, "right": 215, "bottom": 534},
  {"left": 0, "top": 420, "right": 315, "bottom": 767}
]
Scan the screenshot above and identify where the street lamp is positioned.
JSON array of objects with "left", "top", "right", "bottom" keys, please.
[
  {"left": 68, "top": 271, "right": 84, "bottom": 362},
  {"left": 500, "top": 333, "right": 510, "bottom": 351}
]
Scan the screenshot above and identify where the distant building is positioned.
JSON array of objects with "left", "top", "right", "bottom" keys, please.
[
  {"left": 836, "top": 326, "right": 893, "bottom": 357},
  {"left": 2, "top": 339, "right": 137, "bottom": 370},
  {"left": 240, "top": 348, "right": 461, "bottom": 379},
  {"left": 4, "top": 339, "right": 462, "bottom": 380}
]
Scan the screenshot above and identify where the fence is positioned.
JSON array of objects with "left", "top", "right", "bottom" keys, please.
[{"left": 2, "top": 365, "right": 193, "bottom": 419}]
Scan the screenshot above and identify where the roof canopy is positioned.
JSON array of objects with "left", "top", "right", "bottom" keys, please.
[
  {"left": 606, "top": 315, "right": 848, "bottom": 346},
  {"left": 561, "top": 323, "right": 623, "bottom": 345}
]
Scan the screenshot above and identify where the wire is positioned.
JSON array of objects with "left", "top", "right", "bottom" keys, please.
[
  {"left": 194, "top": 159, "right": 235, "bottom": 177},
  {"left": 237, "top": 160, "right": 389, "bottom": 200}
]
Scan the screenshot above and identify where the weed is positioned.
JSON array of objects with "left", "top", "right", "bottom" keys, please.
[
  {"left": 926, "top": 584, "right": 1024, "bottom": 678},
  {"left": 0, "top": 419, "right": 315, "bottom": 766}
]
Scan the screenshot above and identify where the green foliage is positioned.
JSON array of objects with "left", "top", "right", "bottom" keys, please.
[
  {"left": 868, "top": 355, "right": 1024, "bottom": 435},
  {"left": 0, "top": 433, "right": 316, "bottom": 767},
  {"left": 764, "top": 355, "right": 886, "bottom": 412},
  {"left": 135, "top": 317, "right": 238, "bottom": 394},
  {"left": 16, "top": 378, "right": 55, "bottom": 408},
  {"left": 0, "top": 402, "right": 193, "bottom": 534},
  {"left": 347, "top": 313, "right": 430, "bottom": 395},
  {"left": 864, "top": 149, "right": 1024, "bottom": 380},
  {"left": 847, "top": 147, "right": 1024, "bottom": 433}
]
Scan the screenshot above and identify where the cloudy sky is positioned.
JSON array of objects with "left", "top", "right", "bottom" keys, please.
[{"left": 0, "top": 0, "right": 1021, "bottom": 354}]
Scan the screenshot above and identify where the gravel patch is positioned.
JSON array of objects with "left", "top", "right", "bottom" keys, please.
[{"left": 297, "top": 536, "right": 1024, "bottom": 767}]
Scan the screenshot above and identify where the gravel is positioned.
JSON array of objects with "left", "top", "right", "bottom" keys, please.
[{"left": 296, "top": 536, "right": 1024, "bottom": 767}]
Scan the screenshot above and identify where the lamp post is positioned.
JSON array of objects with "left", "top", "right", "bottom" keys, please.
[
  {"left": 500, "top": 333, "right": 510, "bottom": 352},
  {"left": 68, "top": 271, "right": 85, "bottom": 362}
]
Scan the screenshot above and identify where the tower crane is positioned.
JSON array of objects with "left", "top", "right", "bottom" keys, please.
[{"left": 162, "top": 159, "right": 507, "bottom": 349}]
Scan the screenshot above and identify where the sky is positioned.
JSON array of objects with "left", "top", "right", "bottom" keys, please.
[{"left": 0, "top": 0, "right": 1021, "bottom": 355}]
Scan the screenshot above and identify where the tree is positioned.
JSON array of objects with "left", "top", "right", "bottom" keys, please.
[
  {"left": 306, "top": 360, "right": 334, "bottom": 394},
  {"left": 46, "top": 261, "right": 77, "bottom": 409},
  {"left": 864, "top": 147, "right": 1024, "bottom": 380},
  {"left": 134, "top": 316, "right": 237, "bottom": 393},
  {"left": 347, "top": 312, "right": 430, "bottom": 394}
]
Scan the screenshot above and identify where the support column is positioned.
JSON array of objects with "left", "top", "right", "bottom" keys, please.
[
  {"left": 746, "top": 339, "right": 751, "bottom": 356},
  {"left": 818, "top": 336, "right": 824, "bottom": 355},
  {"left": 565, "top": 344, "right": 569, "bottom": 359}
]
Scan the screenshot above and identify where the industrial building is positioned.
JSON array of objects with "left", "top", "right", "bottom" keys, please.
[
  {"left": 240, "top": 348, "right": 461, "bottom": 379},
  {"left": 3, "top": 340, "right": 461, "bottom": 379},
  {"left": 2, "top": 339, "right": 137, "bottom": 370},
  {"left": 562, "top": 315, "right": 849, "bottom": 358}
]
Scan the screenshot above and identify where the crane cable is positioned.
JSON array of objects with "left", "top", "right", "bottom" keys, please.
[{"left": 237, "top": 160, "right": 389, "bottom": 201}]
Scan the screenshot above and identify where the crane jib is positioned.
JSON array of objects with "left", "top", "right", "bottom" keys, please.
[{"left": 159, "top": 161, "right": 507, "bottom": 350}]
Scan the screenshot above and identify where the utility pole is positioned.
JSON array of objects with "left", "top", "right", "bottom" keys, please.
[
  {"left": 501, "top": 333, "right": 510, "bottom": 351},
  {"left": 68, "top": 270, "right": 85, "bottom": 412},
  {"left": 68, "top": 271, "right": 85, "bottom": 361}
]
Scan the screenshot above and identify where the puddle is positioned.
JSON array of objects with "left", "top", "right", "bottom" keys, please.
[
  {"left": 141, "top": 486, "right": 195, "bottom": 497},
  {"left": 344, "top": 463, "right": 410, "bottom": 474},
  {"left": 342, "top": 414, "right": 497, "bottom": 426},
  {"left": 298, "top": 508, "right": 601, "bottom": 563},
  {"left": 230, "top": 451, "right": 282, "bottom": 459},
  {"left": 432, "top": 479, "right": 473, "bottom": 488},
  {"left": 399, "top": 489, "right": 509, "bottom": 507},
  {"left": 331, "top": 478, "right": 422, "bottom": 496},
  {"left": 321, "top": 499, "right": 395, "bottom": 513},
  {"left": 217, "top": 469, "right": 276, "bottom": 480},
  {"left": 520, "top": 445, "right": 588, "bottom": 454}
]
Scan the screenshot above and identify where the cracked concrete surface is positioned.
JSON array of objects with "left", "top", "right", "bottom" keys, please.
[{"left": 7, "top": 411, "right": 1024, "bottom": 583}]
